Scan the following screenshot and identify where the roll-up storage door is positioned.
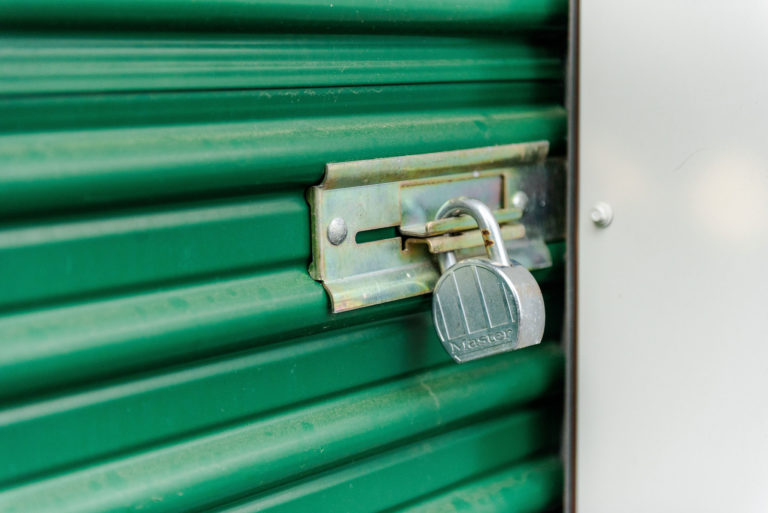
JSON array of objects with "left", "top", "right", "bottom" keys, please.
[{"left": 0, "top": 2, "right": 567, "bottom": 511}]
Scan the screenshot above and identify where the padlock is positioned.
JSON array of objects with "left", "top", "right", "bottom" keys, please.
[{"left": 431, "top": 197, "right": 545, "bottom": 363}]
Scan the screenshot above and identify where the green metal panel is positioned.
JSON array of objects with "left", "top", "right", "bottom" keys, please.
[
  {"left": 0, "top": 350, "right": 563, "bottom": 512},
  {"left": 211, "top": 416, "right": 563, "bottom": 513},
  {"left": 0, "top": 82, "right": 564, "bottom": 133},
  {"left": 0, "top": 194, "right": 308, "bottom": 309},
  {"left": 0, "top": 34, "right": 563, "bottom": 95},
  {"left": 398, "top": 457, "right": 564, "bottom": 513},
  {"left": 0, "top": 1, "right": 566, "bottom": 511},
  {"left": 0, "top": 107, "right": 565, "bottom": 217},
  {"left": 0, "top": 0, "right": 566, "bottom": 32}
]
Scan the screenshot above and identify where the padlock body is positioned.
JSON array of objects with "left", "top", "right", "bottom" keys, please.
[{"left": 432, "top": 258, "right": 545, "bottom": 363}]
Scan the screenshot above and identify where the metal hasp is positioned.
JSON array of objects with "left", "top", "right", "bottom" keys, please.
[
  {"left": 432, "top": 198, "right": 545, "bottom": 363},
  {"left": 308, "top": 142, "right": 565, "bottom": 312}
]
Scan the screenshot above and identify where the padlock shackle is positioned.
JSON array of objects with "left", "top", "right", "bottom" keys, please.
[{"left": 435, "top": 197, "right": 511, "bottom": 267}]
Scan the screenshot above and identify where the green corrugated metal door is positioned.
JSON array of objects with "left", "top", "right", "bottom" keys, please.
[{"left": 0, "top": 2, "right": 566, "bottom": 511}]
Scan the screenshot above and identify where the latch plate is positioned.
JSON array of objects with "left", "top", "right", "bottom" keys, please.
[{"left": 308, "top": 142, "right": 562, "bottom": 312}]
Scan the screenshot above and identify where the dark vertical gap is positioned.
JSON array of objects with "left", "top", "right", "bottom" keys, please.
[{"left": 564, "top": 0, "right": 580, "bottom": 511}]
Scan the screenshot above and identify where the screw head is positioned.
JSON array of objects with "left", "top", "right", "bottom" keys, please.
[
  {"left": 590, "top": 202, "right": 614, "bottom": 228},
  {"left": 327, "top": 217, "right": 348, "bottom": 245},
  {"left": 511, "top": 191, "right": 530, "bottom": 212}
]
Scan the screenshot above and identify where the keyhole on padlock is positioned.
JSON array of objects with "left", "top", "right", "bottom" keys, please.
[{"left": 431, "top": 197, "right": 546, "bottom": 363}]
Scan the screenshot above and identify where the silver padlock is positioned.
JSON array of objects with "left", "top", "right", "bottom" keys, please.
[{"left": 432, "top": 197, "right": 545, "bottom": 363}]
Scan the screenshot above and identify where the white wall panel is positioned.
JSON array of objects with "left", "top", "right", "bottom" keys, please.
[{"left": 578, "top": 1, "right": 768, "bottom": 510}]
